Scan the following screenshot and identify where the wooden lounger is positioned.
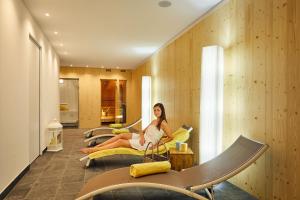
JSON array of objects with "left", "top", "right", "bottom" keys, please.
[
  {"left": 77, "top": 135, "right": 268, "bottom": 200},
  {"left": 82, "top": 118, "right": 142, "bottom": 140}
]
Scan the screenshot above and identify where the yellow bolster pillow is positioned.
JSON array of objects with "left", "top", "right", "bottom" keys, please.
[
  {"left": 130, "top": 161, "right": 171, "bottom": 178},
  {"left": 112, "top": 128, "right": 129, "bottom": 134},
  {"left": 109, "top": 123, "right": 123, "bottom": 128}
]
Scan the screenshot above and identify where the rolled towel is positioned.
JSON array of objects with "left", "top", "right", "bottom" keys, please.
[
  {"left": 130, "top": 161, "right": 171, "bottom": 178},
  {"left": 112, "top": 128, "right": 129, "bottom": 134},
  {"left": 109, "top": 123, "right": 123, "bottom": 128}
]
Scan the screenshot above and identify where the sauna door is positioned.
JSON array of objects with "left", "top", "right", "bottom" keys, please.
[
  {"left": 100, "top": 79, "right": 127, "bottom": 125},
  {"left": 100, "top": 79, "right": 116, "bottom": 124}
]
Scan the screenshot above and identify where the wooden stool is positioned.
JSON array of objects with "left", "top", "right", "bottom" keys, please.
[{"left": 169, "top": 147, "right": 194, "bottom": 171}]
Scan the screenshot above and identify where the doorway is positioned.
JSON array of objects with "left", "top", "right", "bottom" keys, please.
[
  {"left": 100, "top": 79, "right": 127, "bottom": 125},
  {"left": 29, "top": 35, "right": 40, "bottom": 163},
  {"left": 100, "top": 79, "right": 116, "bottom": 125},
  {"left": 59, "top": 78, "right": 79, "bottom": 128}
]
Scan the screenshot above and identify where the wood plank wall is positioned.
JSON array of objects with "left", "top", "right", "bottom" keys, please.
[
  {"left": 131, "top": 0, "right": 300, "bottom": 199},
  {"left": 60, "top": 67, "right": 133, "bottom": 128}
]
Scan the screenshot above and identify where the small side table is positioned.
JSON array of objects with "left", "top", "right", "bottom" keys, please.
[{"left": 169, "top": 147, "right": 194, "bottom": 171}]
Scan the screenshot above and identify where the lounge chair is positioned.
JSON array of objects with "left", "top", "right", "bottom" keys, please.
[
  {"left": 82, "top": 118, "right": 142, "bottom": 139},
  {"left": 80, "top": 125, "right": 193, "bottom": 167},
  {"left": 76, "top": 135, "right": 268, "bottom": 200}
]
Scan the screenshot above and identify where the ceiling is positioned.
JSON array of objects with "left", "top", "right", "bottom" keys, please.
[{"left": 23, "top": 0, "right": 222, "bottom": 69}]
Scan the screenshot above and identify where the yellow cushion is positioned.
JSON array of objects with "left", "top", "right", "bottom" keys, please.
[
  {"left": 112, "top": 128, "right": 129, "bottom": 134},
  {"left": 130, "top": 161, "right": 171, "bottom": 178},
  {"left": 158, "top": 127, "right": 190, "bottom": 151},
  {"left": 88, "top": 147, "right": 144, "bottom": 160},
  {"left": 109, "top": 123, "right": 123, "bottom": 128}
]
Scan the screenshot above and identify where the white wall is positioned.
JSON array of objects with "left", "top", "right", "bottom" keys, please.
[{"left": 0, "top": 0, "right": 60, "bottom": 193}]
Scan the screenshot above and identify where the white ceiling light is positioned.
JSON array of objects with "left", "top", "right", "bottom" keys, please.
[
  {"left": 70, "top": 64, "right": 73, "bottom": 67},
  {"left": 86, "top": 65, "right": 89, "bottom": 67},
  {"left": 158, "top": 0, "right": 172, "bottom": 8},
  {"left": 45, "top": 13, "right": 50, "bottom": 17},
  {"left": 133, "top": 47, "right": 157, "bottom": 54},
  {"left": 59, "top": 79, "right": 64, "bottom": 84},
  {"left": 54, "top": 31, "right": 58, "bottom": 35}
]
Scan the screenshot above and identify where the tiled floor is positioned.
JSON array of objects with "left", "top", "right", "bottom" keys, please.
[{"left": 5, "top": 129, "right": 257, "bottom": 200}]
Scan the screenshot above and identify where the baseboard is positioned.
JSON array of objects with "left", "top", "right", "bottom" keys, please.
[
  {"left": 42, "top": 147, "right": 47, "bottom": 154},
  {"left": 0, "top": 165, "right": 30, "bottom": 200}
]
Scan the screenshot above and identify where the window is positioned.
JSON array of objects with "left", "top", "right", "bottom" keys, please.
[
  {"left": 142, "top": 76, "right": 151, "bottom": 129},
  {"left": 200, "top": 45, "right": 224, "bottom": 163}
]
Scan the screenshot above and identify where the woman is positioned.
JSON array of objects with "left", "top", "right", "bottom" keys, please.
[{"left": 80, "top": 103, "right": 173, "bottom": 154}]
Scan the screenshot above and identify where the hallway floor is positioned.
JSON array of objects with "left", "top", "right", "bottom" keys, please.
[{"left": 5, "top": 129, "right": 257, "bottom": 200}]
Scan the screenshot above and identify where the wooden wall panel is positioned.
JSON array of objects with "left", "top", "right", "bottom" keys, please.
[
  {"left": 60, "top": 67, "right": 132, "bottom": 128},
  {"left": 131, "top": 0, "right": 300, "bottom": 199}
]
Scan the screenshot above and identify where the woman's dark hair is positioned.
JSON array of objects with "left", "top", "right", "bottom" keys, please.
[{"left": 153, "top": 103, "right": 167, "bottom": 130}]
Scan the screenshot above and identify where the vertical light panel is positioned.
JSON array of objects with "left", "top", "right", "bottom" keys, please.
[
  {"left": 200, "top": 45, "right": 224, "bottom": 164},
  {"left": 142, "top": 76, "right": 151, "bottom": 129}
]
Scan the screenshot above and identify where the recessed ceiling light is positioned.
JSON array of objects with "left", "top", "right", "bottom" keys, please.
[
  {"left": 70, "top": 64, "right": 73, "bottom": 67},
  {"left": 158, "top": 0, "right": 172, "bottom": 8},
  {"left": 45, "top": 13, "right": 50, "bottom": 17},
  {"left": 86, "top": 65, "right": 89, "bottom": 67},
  {"left": 59, "top": 79, "right": 64, "bottom": 84},
  {"left": 54, "top": 31, "right": 58, "bottom": 35},
  {"left": 60, "top": 43, "right": 64, "bottom": 47}
]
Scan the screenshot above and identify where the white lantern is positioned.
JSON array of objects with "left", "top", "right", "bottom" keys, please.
[{"left": 47, "top": 119, "right": 63, "bottom": 152}]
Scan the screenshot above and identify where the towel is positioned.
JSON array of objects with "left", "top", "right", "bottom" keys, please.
[
  {"left": 109, "top": 123, "right": 123, "bottom": 128},
  {"left": 130, "top": 161, "right": 171, "bottom": 178},
  {"left": 112, "top": 128, "right": 129, "bottom": 134}
]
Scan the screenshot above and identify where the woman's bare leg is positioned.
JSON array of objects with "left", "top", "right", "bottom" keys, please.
[
  {"left": 81, "top": 139, "right": 131, "bottom": 154},
  {"left": 96, "top": 133, "right": 132, "bottom": 147}
]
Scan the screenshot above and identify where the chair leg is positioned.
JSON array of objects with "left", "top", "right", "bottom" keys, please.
[
  {"left": 85, "top": 131, "right": 93, "bottom": 138},
  {"left": 205, "top": 186, "right": 215, "bottom": 200},
  {"left": 85, "top": 159, "right": 91, "bottom": 167},
  {"left": 88, "top": 140, "right": 97, "bottom": 147}
]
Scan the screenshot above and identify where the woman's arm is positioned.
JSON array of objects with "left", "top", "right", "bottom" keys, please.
[{"left": 160, "top": 121, "right": 173, "bottom": 143}]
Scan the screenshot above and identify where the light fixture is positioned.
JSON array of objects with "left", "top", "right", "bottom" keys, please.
[
  {"left": 86, "top": 65, "right": 89, "bottom": 67},
  {"left": 158, "top": 0, "right": 172, "bottom": 8},
  {"left": 60, "top": 43, "right": 63, "bottom": 47},
  {"left": 70, "top": 64, "right": 73, "bottom": 67},
  {"left": 45, "top": 13, "right": 50, "bottom": 17},
  {"left": 142, "top": 76, "right": 152, "bottom": 129},
  {"left": 101, "top": 66, "right": 104, "bottom": 69},
  {"left": 59, "top": 79, "right": 64, "bottom": 84},
  {"left": 54, "top": 31, "right": 58, "bottom": 35},
  {"left": 200, "top": 45, "right": 224, "bottom": 164},
  {"left": 116, "top": 66, "right": 120, "bottom": 69}
]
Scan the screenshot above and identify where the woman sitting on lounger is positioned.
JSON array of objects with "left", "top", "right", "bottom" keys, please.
[{"left": 80, "top": 103, "right": 173, "bottom": 154}]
